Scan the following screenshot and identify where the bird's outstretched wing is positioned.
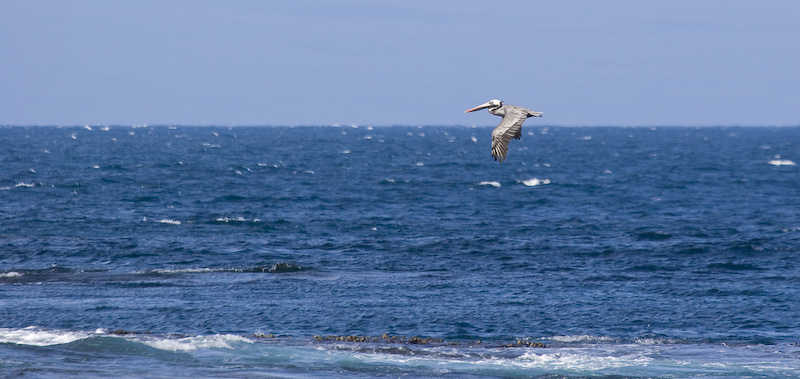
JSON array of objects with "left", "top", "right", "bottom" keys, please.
[{"left": 490, "top": 107, "right": 528, "bottom": 163}]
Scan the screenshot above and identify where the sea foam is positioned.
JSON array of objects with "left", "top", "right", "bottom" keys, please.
[
  {"left": 0, "top": 327, "right": 92, "bottom": 346},
  {"left": 512, "top": 349, "right": 653, "bottom": 372},
  {"left": 215, "top": 217, "right": 261, "bottom": 223},
  {"left": 520, "top": 178, "right": 551, "bottom": 187},
  {"left": 1, "top": 182, "right": 38, "bottom": 190},
  {"left": 768, "top": 159, "right": 795, "bottom": 166},
  {"left": 546, "top": 335, "right": 617, "bottom": 343},
  {"left": 137, "top": 334, "right": 252, "bottom": 352}
]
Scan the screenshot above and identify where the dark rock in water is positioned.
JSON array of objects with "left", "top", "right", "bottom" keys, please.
[
  {"left": 268, "top": 262, "right": 303, "bottom": 273},
  {"left": 503, "top": 339, "right": 546, "bottom": 348},
  {"left": 111, "top": 329, "right": 144, "bottom": 335},
  {"left": 312, "top": 334, "right": 444, "bottom": 344},
  {"left": 309, "top": 334, "right": 543, "bottom": 348},
  {"left": 243, "top": 263, "right": 304, "bottom": 273}
]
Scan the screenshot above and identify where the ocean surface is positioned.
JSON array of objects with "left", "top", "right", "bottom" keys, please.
[{"left": 1, "top": 125, "right": 800, "bottom": 378}]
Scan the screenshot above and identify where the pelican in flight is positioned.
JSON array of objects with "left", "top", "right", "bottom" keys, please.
[{"left": 465, "top": 100, "right": 542, "bottom": 163}]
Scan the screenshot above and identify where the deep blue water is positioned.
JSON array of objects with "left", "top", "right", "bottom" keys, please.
[{"left": 2, "top": 125, "right": 800, "bottom": 378}]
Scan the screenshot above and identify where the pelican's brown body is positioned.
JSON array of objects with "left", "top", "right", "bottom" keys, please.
[{"left": 465, "top": 99, "right": 542, "bottom": 163}]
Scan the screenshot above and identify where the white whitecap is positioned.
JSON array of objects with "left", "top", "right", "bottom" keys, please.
[
  {"left": 479, "top": 181, "right": 501, "bottom": 188},
  {"left": 0, "top": 271, "right": 23, "bottom": 278},
  {"left": 0, "top": 327, "right": 91, "bottom": 346},
  {"left": 215, "top": 217, "right": 260, "bottom": 223},
  {"left": 768, "top": 159, "right": 795, "bottom": 166},
  {"left": 157, "top": 219, "right": 181, "bottom": 225},
  {"left": 138, "top": 334, "right": 252, "bottom": 352},
  {"left": 521, "top": 178, "right": 551, "bottom": 187},
  {"left": 471, "top": 136, "right": 478, "bottom": 143},
  {"left": 217, "top": 217, "right": 244, "bottom": 223}
]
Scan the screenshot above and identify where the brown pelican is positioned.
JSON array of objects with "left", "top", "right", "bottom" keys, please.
[{"left": 464, "top": 99, "right": 542, "bottom": 163}]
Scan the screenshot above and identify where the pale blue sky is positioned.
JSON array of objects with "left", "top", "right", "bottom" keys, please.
[{"left": 2, "top": 0, "right": 799, "bottom": 126}]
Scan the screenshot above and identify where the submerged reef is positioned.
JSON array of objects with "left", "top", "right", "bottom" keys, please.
[
  {"left": 108, "top": 330, "right": 546, "bottom": 348},
  {"left": 307, "top": 334, "right": 546, "bottom": 348},
  {"left": 313, "top": 334, "right": 445, "bottom": 344}
]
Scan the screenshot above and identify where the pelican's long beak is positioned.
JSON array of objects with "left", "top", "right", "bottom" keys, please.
[{"left": 464, "top": 101, "right": 493, "bottom": 113}]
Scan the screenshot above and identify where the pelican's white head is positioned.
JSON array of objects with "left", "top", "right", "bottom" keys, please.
[{"left": 464, "top": 99, "right": 503, "bottom": 113}]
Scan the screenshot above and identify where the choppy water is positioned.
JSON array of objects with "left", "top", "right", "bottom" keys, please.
[{"left": 2, "top": 125, "right": 800, "bottom": 378}]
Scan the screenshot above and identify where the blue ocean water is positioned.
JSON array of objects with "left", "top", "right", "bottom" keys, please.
[{"left": 1, "top": 125, "right": 799, "bottom": 378}]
